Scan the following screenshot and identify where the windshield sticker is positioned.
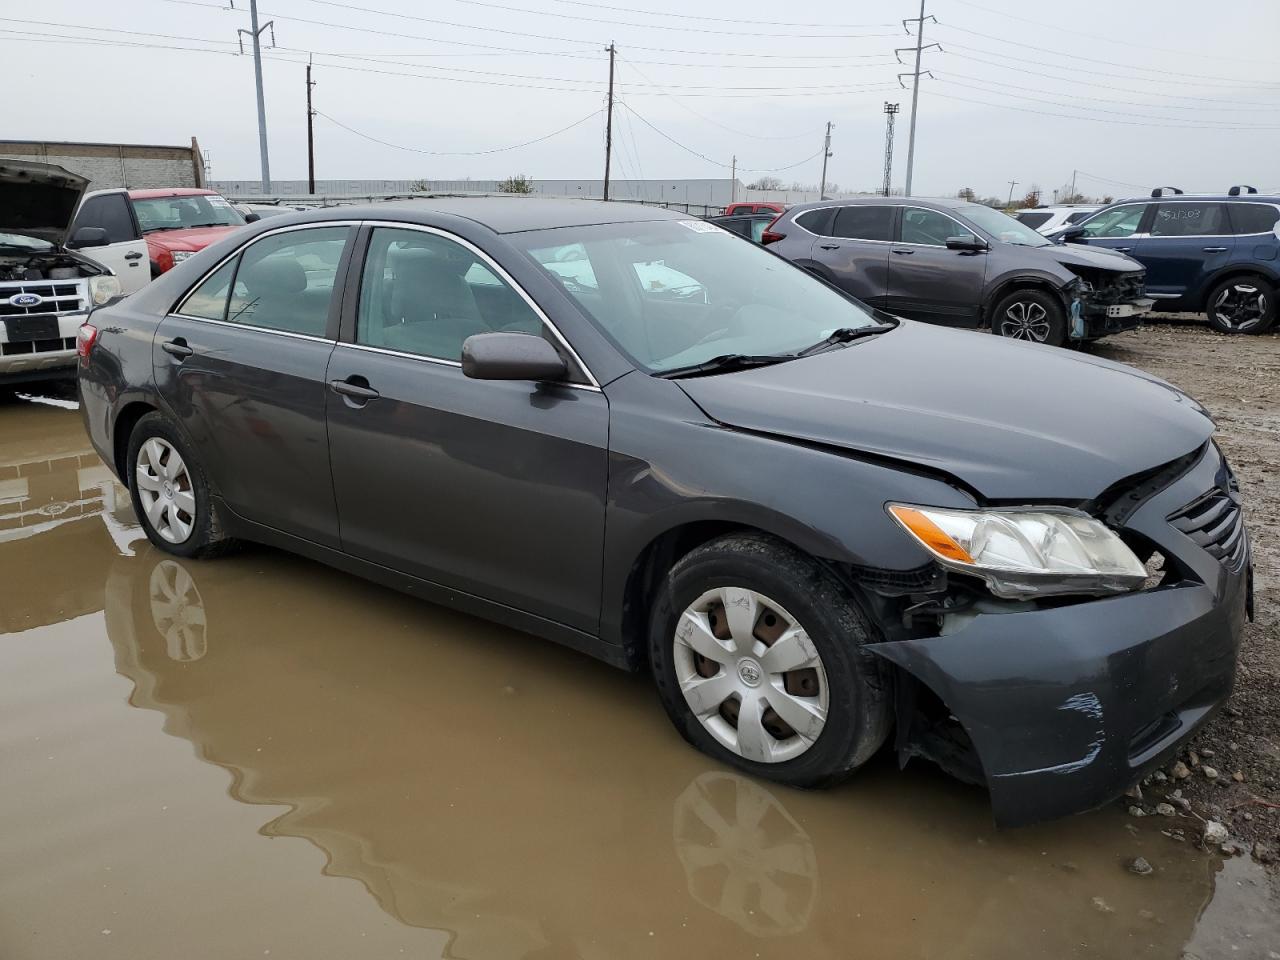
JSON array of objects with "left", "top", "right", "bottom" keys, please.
[
  {"left": 207, "top": 195, "right": 233, "bottom": 208},
  {"left": 679, "top": 220, "right": 724, "bottom": 234}
]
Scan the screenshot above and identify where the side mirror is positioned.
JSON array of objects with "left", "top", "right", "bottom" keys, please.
[
  {"left": 461, "top": 332, "right": 568, "bottom": 382},
  {"left": 69, "top": 226, "right": 109, "bottom": 249},
  {"left": 1058, "top": 225, "right": 1086, "bottom": 243},
  {"left": 244, "top": 212, "right": 261, "bottom": 223},
  {"left": 945, "top": 234, "right": 987, "bottom": 252}
]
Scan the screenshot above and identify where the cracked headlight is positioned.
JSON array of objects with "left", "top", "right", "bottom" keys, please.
[
  {"left": 888, "top": 503, "right": 1147, "bottom": 599},
  {"left": 88, "top": 274, "right": 122, "bottom": 305}
]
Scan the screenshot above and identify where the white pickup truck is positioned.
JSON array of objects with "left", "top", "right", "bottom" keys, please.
[{"left": 0, "top": 160, "right": 123, "bottom": 388}]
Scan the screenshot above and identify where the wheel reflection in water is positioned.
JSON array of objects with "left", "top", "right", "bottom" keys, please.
[{"left": 149, "top": 559, "right": 208, "bottom": 662}]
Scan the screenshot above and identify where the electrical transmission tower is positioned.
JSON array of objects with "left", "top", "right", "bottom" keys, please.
[{"left": 881, "top": 103, "right": 899, "bottom": 197}]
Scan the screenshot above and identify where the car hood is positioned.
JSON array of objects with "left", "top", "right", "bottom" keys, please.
[
  {"left": 1049, "top": 242, "right": 1144, "bottom": 273},
  {"left": 0, "top": 158, "right": 89, "bottom": 246},
  {"left": 145, "top": 225, "right": 241, "bottom": 252},
  {"left": 676, "top": 321, "right": 1213, "bottom": 502}
]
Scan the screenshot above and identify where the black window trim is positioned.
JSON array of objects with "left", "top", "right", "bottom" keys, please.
[{"left": 170, "top": 220, "right": 359, "bottom": 343}]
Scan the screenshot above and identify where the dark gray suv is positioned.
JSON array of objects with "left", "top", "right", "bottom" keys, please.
[
  {"left": 77, "top": 199, "right": 1248, "bottom": 826},
  {"left": 765, "top": 197, "right": 1153, "bottom": 346}
]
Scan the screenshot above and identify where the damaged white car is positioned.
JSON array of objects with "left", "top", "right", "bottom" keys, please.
[{"left": 1, "top": 159, "right": 122, "bottom": 388}]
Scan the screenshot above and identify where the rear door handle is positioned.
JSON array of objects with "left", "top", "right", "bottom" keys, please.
[
  {"left": 818, "top": 243, "right": 841, "bottom": 250},
  {"left": 891, "top": 248, "right": 915, "bottom": 255},
  {"left": 1202, "top": 246, "right": 1228, "bottom": 253},
  {"left": 124, "top": 251, "right": 143, "bottom": 261},
  {"left": 161, "top": 339, "right": 193, "bottom": 359},
  {"left": 329, "top": 378, "right": 381, "bottom": 402}
]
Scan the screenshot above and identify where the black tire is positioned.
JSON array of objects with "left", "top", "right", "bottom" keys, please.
[
  {"left": 990, "top": 288, "right": 1067, "bottom": 347},
  {"left": 1204, "top": 275, "right": 1276, "bottom": 335},
  {"left": 648, "top": 533, "right": 892, "bottom": 788},
  {"left": 126, "top": 412, "right": 236, "bottom": 559}
]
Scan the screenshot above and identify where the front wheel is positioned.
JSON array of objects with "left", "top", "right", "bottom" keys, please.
[
  {"left": 1205, "top": 276, "right": 1275, "bottom": 334},
  {"left": 991, "top": 288, "right": 1066, "bottom": 346},
  {"left": 648, "top": 533, "right": 891, "bottom": 787},
  {"left": 126, "top": 412, "right": 235, "bottom": 558}
]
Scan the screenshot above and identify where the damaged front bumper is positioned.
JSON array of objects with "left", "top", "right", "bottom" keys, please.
[
  {"left": 1069, "top": 294, "right": 1154, "bottom": 339},
  {"left": 869, "top": 443, "right": 1251, "bottom": 827}
]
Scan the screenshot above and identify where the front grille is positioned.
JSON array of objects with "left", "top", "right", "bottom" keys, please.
[
  {"left": 1168, "top": 488, "right": 1246, "bottom": 568},
  {"left": 0, "top": 281, "right": 86, "bottom": 318},
  {"left": 0, "top": 337, "right": 76, "bottom": 356}
]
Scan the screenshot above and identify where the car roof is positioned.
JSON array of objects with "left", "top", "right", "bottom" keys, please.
[
  {"left": 270, "top": 197, "right": 692, "bottom": 234},
  {"left": 1109, "top": 194, "right": 1280, "bottom": 204},
  {"left": 128, "top": 187, "right": 220, "bottom": 199},
  {"left": 785, "top": 196, "right": 971, "bottom": 214}
]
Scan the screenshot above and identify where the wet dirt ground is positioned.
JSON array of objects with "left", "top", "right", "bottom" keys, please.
[{"left": 2, "top": 321, "right": 1278, "bottom": 960}]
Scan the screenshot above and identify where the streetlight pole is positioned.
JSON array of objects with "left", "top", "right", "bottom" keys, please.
[{"left": 237, "top": 0, "right": 275, "bottom": 193}]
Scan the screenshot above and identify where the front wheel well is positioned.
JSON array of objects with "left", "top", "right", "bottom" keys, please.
[
  {"left": 113, "top": 401, "right": 159, "bottom": 485},
  {"left": 982, "top": 278, "right": 1067, "bottom": 328}
]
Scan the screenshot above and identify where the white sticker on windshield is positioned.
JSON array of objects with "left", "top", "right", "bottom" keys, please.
[
  {"left": 679, "top": 219, "right": 723, "bottom": 234},
  {"left": 207, "top": 195, "right": 232, "bottom": 208}
]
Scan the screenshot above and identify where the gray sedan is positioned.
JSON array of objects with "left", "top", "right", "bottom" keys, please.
[{"left": 78, "top": 198, "right": 1247, "bottom": 825}]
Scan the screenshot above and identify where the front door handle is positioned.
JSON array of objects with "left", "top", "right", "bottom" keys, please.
[
  {"left": 329, "top": 377, "right": 381, "bottom": 402},
  {"left": 1202, "top": 246, "right": 1228, "bottom": 253},
  {"left": 818, "top": 243, "right": 841, "bottom": 250},
  {"left": 124, "top": 251, "right": 143, "bottom": 261},
  {"left": 891, "top": 248, "right": 915, "bottom": 255},
  {"left": 1114, "top": 246, "right": 1132, "bottom": 252},
  {"left": 161, "top": 339, "right": 193, "bottom": 359}
]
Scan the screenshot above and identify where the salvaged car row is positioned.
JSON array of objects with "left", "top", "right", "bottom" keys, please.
[{"left": 75, "top": 198, "right": 1252, "bottom": 826}]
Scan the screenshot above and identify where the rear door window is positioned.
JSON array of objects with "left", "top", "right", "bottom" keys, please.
[
  {"left": 225, "top": 227, "right": 351, "bottom": 336},
  {"left": 1229, "top": 203, "right": 1280, "bottom": 235},
  {"left": 1150, "top": 202, "right": 1229, "bottom": 237},
  {"left": 832, "top": 206, "right": 893, "bottom": 241}
]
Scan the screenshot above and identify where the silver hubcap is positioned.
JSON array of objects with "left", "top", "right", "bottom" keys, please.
[
  {"left": 135, "top": 437, "right": 196, "bottom": 544},
  {"left": 999, "top": 300, "right": 1051, "bottom": 341},
  {"left": 674, "top": 587, "right": 829, "bottom": 763},
  {"left": 1212, "top": 284, "right": 1267, "bottom": 331},
  {"left": 149, "top": 560, "right": 208, "bottom": 662}
]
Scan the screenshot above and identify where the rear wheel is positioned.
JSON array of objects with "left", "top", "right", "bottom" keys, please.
[
  {"left": 1205, "top": 276, "right": 1275, "bottom": 334},
  {"left": 126, "top": 412, "right": 235, "bottom": 558},
  {"left": 648, "top": 533, "right": 891, "bottom": 787},
  {"left": 991, "top": 288, "right": 1066, "bottom": 346}
]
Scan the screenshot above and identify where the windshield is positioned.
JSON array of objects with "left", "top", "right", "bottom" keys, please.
[
  {"left": 0, "top": 232, "right": 53, "bottom": 251},
  {"left": 957, "top": 204, "right": 1051, "bottom": 247},
  {"left": 131, "top": 194, "right": 245, "bottom": 232},
  {"left": 514, "top": 220, "right": 881, "bottom": 373}
]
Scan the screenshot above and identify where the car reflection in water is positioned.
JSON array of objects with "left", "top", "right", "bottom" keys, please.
[{"left": 99, "top": 543, "right": 1222, "bottom": 960}]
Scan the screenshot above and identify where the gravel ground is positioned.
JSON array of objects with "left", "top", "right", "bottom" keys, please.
[{"left": 1091, "top": 317, "right": 1280, "bottom": 869}]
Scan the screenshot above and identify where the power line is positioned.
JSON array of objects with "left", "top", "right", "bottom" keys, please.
[
  {"left": 297, "top": 0, "right": 901, "bottom": 41},
  {"left": 933, "top": 25, "right": 1280, "bottom": 87},
  {"left": 315, "top": 107, "right": 603, "bottom": 154},
  {"left": 948, "top": 0, "right": 1276, "bottom": 65},
  {"left": 619, "top": 102, "right": 825, "bottom": 172},
  {"left": 544, "top": 0, "right": 896, "bottom": 30},
  {"left": 927, "top": 88, "right": 1280, "bottom": 130}
]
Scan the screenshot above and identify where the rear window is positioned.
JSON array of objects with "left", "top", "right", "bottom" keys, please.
[
  {"left": 1150, "top": 202, "right": 1229, "bottom": 237},
  {"left": 1229, "top": 203, "right": 1280, "bottom": 235},
  {"left": 1016, "top": 211, "right": 1053, "bottom": 229},
  {"left": 831, "top": 206, "right": 893, "bottom": 242},
  {"left": 793, "top": 208, "right": 835, "bottom": 236}
]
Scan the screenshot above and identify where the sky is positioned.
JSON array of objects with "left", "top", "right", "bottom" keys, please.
[{"left": 4, "top": 0, "right": 1279, "bottom": 200}]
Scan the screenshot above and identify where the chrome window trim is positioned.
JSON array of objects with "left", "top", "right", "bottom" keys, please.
[
  {"left": 357, "top": 220, "right": 601, "bottom": 389},
  {"left": 171, "top": 219, "right": 361, "bottom": 323},
  {"left": 167, "top": 312, "right": 335, "bottom": 343}
]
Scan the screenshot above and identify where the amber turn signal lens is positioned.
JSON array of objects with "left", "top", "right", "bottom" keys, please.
[{"left": 888, "top": 505, "right": 975, "bottom": 565}]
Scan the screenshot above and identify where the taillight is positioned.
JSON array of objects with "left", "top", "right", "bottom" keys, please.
[
  {"left": 77, "top": 322, "right": 98, "bottom": 360},
  {"left": 761, "top": 213, "right": 785, "bottom": 245}
]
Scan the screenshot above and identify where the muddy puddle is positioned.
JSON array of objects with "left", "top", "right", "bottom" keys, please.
[{"left": 2, "top": 393, "right": 1277, "bottom": 960}]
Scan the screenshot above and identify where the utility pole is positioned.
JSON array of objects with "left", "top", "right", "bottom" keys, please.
[
  {"left": 818, "top": 122, "right": 833, "bottom": 199},
  {"left": 730, "top": 155, "right": 737, "bottom": 202},
  {"left": 236, "top": 0, "right": 275, "bottom": 193},
  {"left": 881, "top": 102, "right": 899, "bottom": 197},
  {"left": 1007, "top": 180, "right": 1019, "bottom": 207},
  {"left": 305, "top": 56, "right": 316, "bottom": 194},
  {"left": 898, "top": 0, "right": 937, "bottom": 197},
  {"left": 603, "top": 42, "right": 616, "bottom": 201},
  {"left": 1070, "top": 168, "right": 1078, "bottom": 202}
]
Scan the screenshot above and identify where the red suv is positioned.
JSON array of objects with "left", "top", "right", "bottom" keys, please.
[
  {"left": 723, "top": 202, "right": 786, "bottom": 216},
  {"left": 129, "top": 189, "right": 252, "bottom": 276}
]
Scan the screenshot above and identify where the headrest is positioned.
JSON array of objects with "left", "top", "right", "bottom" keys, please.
[{"left": 241, "top": 257, "right": 307, "bottom": 295}]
